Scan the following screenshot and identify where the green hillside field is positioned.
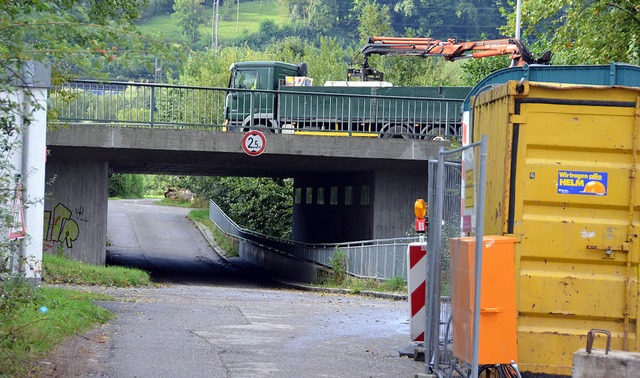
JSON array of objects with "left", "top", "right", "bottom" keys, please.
[{"left": 138, "top": 0, "right": 286, "bottom": 45}]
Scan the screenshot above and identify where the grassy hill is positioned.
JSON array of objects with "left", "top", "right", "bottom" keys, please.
[{"left": 138, "top": 0, "right": 286, "bottom": 46}]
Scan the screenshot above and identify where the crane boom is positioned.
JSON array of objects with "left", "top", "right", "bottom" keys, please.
[{"left": 348, "top": 36, "right": 551, "bottom": 81}]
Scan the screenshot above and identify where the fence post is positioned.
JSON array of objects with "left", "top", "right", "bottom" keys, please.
[
  {"left": 249, "top": 92, "right": 254, "bottom": 129},
  {"left": 347, "top": 97, "right": 352, "bottom": 136},
  {"left": 425, "top": 161, "right": 436, "bottom": 372},
  {"left": 427, "top": 146, "right": 446, "bottom": 373},
  {"left": 150, "top": 86, "right": 155, "bottom": 127},
  {"left": 470, "top": 134, "right": 488, "bottom": 378}
]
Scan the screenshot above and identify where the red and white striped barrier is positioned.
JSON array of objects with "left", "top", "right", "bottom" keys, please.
[{"left": 407, "top": 242, "right": 428, "bottom": 341}]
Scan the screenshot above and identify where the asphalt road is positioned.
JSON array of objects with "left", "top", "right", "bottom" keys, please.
[
  {"left": 46, "top": 199, "right": 424, "bottom": 377},
  {"left": 106, "top": 199, "right": 267, "bottom": 285}
]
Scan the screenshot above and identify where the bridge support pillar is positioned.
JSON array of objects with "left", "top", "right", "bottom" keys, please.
[
  {"left": 44, "top": 158, "right": 109, "bottom": 265},
  {"left": 372, "top": 169, "right": 427, "bottom": 239},
  {"left": 292, "top": 169, "right": 426, "bottom": 243}
]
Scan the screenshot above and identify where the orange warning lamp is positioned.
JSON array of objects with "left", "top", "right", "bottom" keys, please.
[
  {"left": 414, "top": 199, "right": 427, "bottom": 218},
  {"left": 414, "top": 199, "right": 427, "bottom": 232}
]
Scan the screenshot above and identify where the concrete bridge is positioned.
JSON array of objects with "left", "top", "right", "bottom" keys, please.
[{"left": 46, "top": 123, "right": 446, "bottom": 265}]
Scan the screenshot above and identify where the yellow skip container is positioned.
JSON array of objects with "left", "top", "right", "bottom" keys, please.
[{"left": 470, "top": 81, "right": 640, "bottom": 375}]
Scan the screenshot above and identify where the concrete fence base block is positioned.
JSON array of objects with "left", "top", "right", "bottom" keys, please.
[{"left": 573, "top": 348, "right": 640, "bottom": 378}]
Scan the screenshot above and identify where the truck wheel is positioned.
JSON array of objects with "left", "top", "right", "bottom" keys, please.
[
  {"left": 243, "top": 120, "right": 272, "bottom": 133},
  {"left": 257, "top": 121, "right": 275, "bottom": 133},
  {"left": 421, "top": 124, "right": 457, "bottom": 140},
  {"left": 381, "top": 125, "right": 413, "bottom": 139}
]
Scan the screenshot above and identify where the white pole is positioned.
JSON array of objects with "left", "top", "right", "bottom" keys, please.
[
  {"left": 17, "top": 62, "right": 49, "bottom": 282},
  {"left": 215, "top": 0, "right": 219, "bottom": 50},
  {"left": 515, "top": 0, "right": 522, "bottom": 40},
  {"left": 211, "top": 0, "right": 216, "bottom": 50}
]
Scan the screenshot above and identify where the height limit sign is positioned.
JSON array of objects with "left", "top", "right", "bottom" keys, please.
[{"left": 242, "top": 130, "right": 266, "bottom": 156}]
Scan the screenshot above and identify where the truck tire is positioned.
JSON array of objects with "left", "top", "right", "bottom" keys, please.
[
  {"left": 243, "top": 119, "right": 273, "bottom": 133},
  {"left": 421, "top": 124, "right": 457, "bottom": 140},
  {"left": 381, "top": 124, "right": 413, "bottom": 139}
]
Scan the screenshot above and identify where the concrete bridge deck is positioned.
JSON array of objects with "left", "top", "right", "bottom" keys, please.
[{"left": 47, "top": 124, "right": 446, "bottom": 176}]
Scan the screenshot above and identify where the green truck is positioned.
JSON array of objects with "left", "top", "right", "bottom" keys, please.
[{"left": 223, "top": 61, "right": 471, "bottom": 139}]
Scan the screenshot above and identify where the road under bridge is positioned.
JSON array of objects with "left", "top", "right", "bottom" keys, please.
[{"left": 46, "top": 124, "right": 447, "bottom": 265}]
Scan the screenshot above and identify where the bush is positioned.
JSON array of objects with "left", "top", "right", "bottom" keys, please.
[
  {"left": 0, "top": 277, "right": 40, "bottom": 322},
  {"left": 108, "top": 174, "right": 146, "bottom": 198},
  {"left": 328, "top": 248, "right": 348, "bottom": 285}
]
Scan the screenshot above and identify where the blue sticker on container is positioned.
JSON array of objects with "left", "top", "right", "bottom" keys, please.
[{"left": 557, "top": 170, "right": 608, "bottom": 196}]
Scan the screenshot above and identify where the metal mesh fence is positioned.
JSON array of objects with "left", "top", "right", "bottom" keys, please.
[
  {"left": 426, "top": 160, "right": 462, "bottom": 369},
  {"left": 424, "top": 137, "right": 488, "bottom": 377},
  {"left": 427, "top": 161, "right": 462, "bottom": 295}
]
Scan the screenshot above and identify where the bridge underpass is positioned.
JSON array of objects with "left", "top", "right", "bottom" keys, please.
[{"left": 45, "top": 123, "right": 446, "bottom": 265}]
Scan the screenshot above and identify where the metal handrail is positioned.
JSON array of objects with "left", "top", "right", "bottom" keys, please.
[
  {"left": 50, "top": 79, "right": 467, "bottom": 139},
  {"left": 209, "top": 199, "right": 418, "bottom": 279}
]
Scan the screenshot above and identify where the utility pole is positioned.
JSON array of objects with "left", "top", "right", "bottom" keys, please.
[
  {"left": 212, "top": 0, "right": 219, "bottom": 50},
  {"left": 236, "top": 0, "right": 239, "bottom": 33},
  {"left": 211, "top": 0, "right": 216, "bottom": 50},
  {"left": 515, "top": 0, "right": 522, "bottom": 40}
]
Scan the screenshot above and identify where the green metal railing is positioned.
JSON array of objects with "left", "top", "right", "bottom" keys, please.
[
  {"left": 51, "top": 80, "right": 468, "bottom": 139},
  {"left": 51, "top": 80, "right": 228, "bottom": 129}
]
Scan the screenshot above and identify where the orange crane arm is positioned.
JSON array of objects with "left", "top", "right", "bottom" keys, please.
[
  {"left": 364, "top": 37, "right": 536, "bottom": 66},
  {"left": 348, "top": 36, "right": 551, "bottom": 81}
]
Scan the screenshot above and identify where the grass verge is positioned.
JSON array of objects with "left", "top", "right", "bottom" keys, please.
[
  {"left": 0, "top": 254, "right": 153, "bottom": 375},
  {"left": 43, "top": 254, "right": 151, "bottom": 286},
  {"left": 0, "top": 283, "right": 115, "bottom": 376},
  {"left": 317, "top": 248, "right": 407, "bottom": 294},
  {"left": 317, "top": 275, "right": 407, "bottom": 295},
  {"left": 187, "top": 209, "right": 404, "bottom": 293},
  {"left": 155, "top": 198, "right": 196, "bottom": 207},
  {"left": 188, "top": 209, "right": 239, "bottom": 257}
]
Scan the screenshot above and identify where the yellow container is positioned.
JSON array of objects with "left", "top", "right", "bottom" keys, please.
[{"left": 470, "top": 81, "right": 640, "bottom": 375}]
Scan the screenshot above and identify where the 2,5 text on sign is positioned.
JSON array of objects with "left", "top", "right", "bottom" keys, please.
[{"left": 242, "top": 130, "right": 266, "bottom": 156}]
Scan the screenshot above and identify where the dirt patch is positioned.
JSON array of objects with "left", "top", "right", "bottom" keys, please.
[{"left": 35, "top": 326, "right": 112, "bottom": 377}]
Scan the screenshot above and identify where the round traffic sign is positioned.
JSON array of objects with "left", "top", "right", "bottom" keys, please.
[{"left": 242, "top": 130, "right": 266, "bottom": 156}]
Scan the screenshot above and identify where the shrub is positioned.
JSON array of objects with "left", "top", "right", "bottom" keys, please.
[{"left": 328, "top": 248, "right": 348, "bottom": 285}]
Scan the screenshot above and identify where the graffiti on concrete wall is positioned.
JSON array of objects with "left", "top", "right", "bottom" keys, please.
[{"left": 43, "top": 203, "right": 80, "bottom": 249}]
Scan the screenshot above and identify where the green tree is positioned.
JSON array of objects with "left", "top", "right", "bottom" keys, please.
[
  {"left": 0, "top": 3, "right": 168, "bottom": 354},
  {"left": 183, "top": 176, "right": 293, "bottom": 239},
  {"left": 1, "top": 1, "right": 180, "bottom": 272},
  {"left": 220, "top": 0, "right": 235, "bottom": 21},
  {"left": 173, "top": 0, "right": 209, "bottom": 45},
  {"left": 503, "top": 0, "right": 640, "bottom": 65},
  {"left": 357, "top": 0, "right": 393, "bottom": 43},
  {"left": 306, "top": 0, "right": 335, "bottom": 33},
  {"left": 141, "top": 0, "right": 176, "bottom": 19},
  {"left": 108, "top": 174, "right": 147, "bottom": 198},
  {"left": 300, "top": 37, "right": 353, "bottom": 85},
  {"left": 392, "top": 0, "right": 506, "bottom": 40},
  {"left": 460, "top": 55, "right": 510, "bottom": 86},
  {"left": 383, "top": 56, "right": 466, "bottom": 86}
]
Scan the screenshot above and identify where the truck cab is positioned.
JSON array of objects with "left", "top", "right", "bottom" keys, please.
[{"left": 224, "top": 61, "right": 307, "bottom": 131}]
